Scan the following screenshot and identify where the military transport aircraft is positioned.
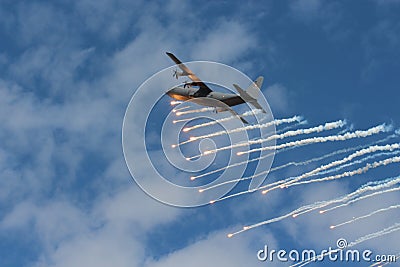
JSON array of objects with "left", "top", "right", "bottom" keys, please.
[{"left": 165, "top": 52, "right": 266, "bottom": 124}]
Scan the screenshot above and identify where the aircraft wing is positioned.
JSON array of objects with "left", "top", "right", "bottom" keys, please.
[
  {"left": 166, "top": 52, "right": 212, "bottom": 97},
  {"left": 216, "top": 107, "right": 248, "bottom": 124}
]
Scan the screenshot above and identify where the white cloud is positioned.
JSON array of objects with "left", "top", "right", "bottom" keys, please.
[
  {"left": 73, "top": 0, "right": 144, "bottom": 41},
  {"left": 33, "top": 226, "right": 144, "bottom": 267},
  {"left": 191, "top": 20, "right": 257, "bottom": 64},
  {"left": 0, "top": 2, "right": 266, "bottom": 267},
  {"left": 289, "top": 1, "right": 351, "bottom": 42},
  {"left": 145, "top": 228, "right": 281, "bottom": 267},
  {"left": 94, "top": 186, "right": 182, "bottom": 231},
  {"left": 264, "top": 83, "right": 290, "bottom": 116},
  {"left": 14, "top": 2, "right": 70, "bottom": 46}
]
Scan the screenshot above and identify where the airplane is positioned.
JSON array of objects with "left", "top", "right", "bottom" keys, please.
[{"left": 165, "top": 52, "right": 266, "bottom": 124}]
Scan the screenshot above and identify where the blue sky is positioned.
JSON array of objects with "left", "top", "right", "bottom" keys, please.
[{"left": 1, "top": 0, "right": 399, "bottom": 266}]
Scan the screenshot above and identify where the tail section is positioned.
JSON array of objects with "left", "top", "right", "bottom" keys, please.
[
  {"left": 247, "top": 76, "right": 263, "bottom": 99},
  {"left": 233, "top": 76, "right": 266, "bottom": 113}
]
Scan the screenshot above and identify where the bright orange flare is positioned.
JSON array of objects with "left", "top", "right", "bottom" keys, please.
[{"left": 227, "top": 234, "right": 233, "bottom": 238}]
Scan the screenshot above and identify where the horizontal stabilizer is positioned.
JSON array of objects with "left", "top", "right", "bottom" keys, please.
[{"left": 233, "top": 82, "right": 266, "bottom": 113}]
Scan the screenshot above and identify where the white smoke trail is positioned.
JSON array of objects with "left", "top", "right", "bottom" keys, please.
[
  {"left": 191, "top": 151, "right": 275, "bottom": 180},
  {"left": 175, "top": 107, "right": 214, "bottom": 116},
  {"left": 200, "top": 140, "right": 399, "bottom": 194},
  {"left": 238, "top": 124, "right": 392, "bottom": 155},
  {"left": 197, "top": 132, "right": 398, "bottom": 198},
  {"left": 321, "top": 186, "right": 400, "bottom": 214},
  {"left": 336, "top": 123, "right": 353, "bottom": 135},
  {"left": 284, "top": 156, "right": 400, "bottom": 189},
  {"left": 199, "top": 144, "right": 375, "bottom": 191},
  {"left": 274, "top": 136, "right": 400, "bottom": 175},
  {"left": 274, "top": 144, "right": 400, "bottom": 190},
  {"left": 172, "top": 106, "right": 190, "bottom": 113},
  {"left": 257, "top": 133, "right": 398, "bottom": 185},
  {"left": 331, "top": 204, "right": 400, "bottom": 229},
  {"left": 227, "top": 197, "right": 330, "bottom": 237},
  {"left": 310, "top": 175, "right": 400, "bottom": 215},
  {"left": 172, "top": 117, "right": 194, "bottom": 124},
  {"left": 192, "top": 143, "right": 305, "bottom": 180},
  {"left": 198, "top": 177, "right": 246, "bottom": 192},
  {"left": 211, "top": 189, "right": 257, "bottom": 205},
  {"left": 206, "top": 139, "right": 400, "bottom": 206},
  {"left": 194, "top": 128, "right": 398, "bottom": 183},
  {"left": 276, "top": 120, "right": 308, "bottom": 134},
  {"left": 347, "top": 222, "right": 400, "bottom": 248},
  {"left": 278, "top": 138, "right": 398, "bottom": 172},
  {"left": 226, "top": 175, "right": 400, "bottom": 237},
  {"left": 259, "top": 144, "right": 400, "bottom": 194},
  {"left": 317, "top": 150, "right": 400, "bottom": 177},
  {"left": 183, "top": 109, "right": 263, "bottom": 132},
  {"left": 177, "top": 115, "right": 303, "bottom": 147},
  {"left": 203, "top": 120, "right": 346, "bottom": 156}
]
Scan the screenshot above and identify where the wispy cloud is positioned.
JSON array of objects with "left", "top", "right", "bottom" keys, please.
[{"left": 0, "top": 1, "right": 263, "bottom": 266}]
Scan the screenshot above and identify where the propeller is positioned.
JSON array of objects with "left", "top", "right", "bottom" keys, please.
[
  {"left": 173, "top": 68, "right": 179, "bottom": 79},
  {"left": 173, "top": 69, "right": 187, "bottom": 79}
]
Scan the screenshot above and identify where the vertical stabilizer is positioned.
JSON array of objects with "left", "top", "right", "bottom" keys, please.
[{"left": 246, "top": 76, "right": 263, "bottom": 99}]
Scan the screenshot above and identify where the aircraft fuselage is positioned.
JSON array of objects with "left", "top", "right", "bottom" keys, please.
[{"left": 166, "top": 87, "right": 245, "bottom": 107}]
